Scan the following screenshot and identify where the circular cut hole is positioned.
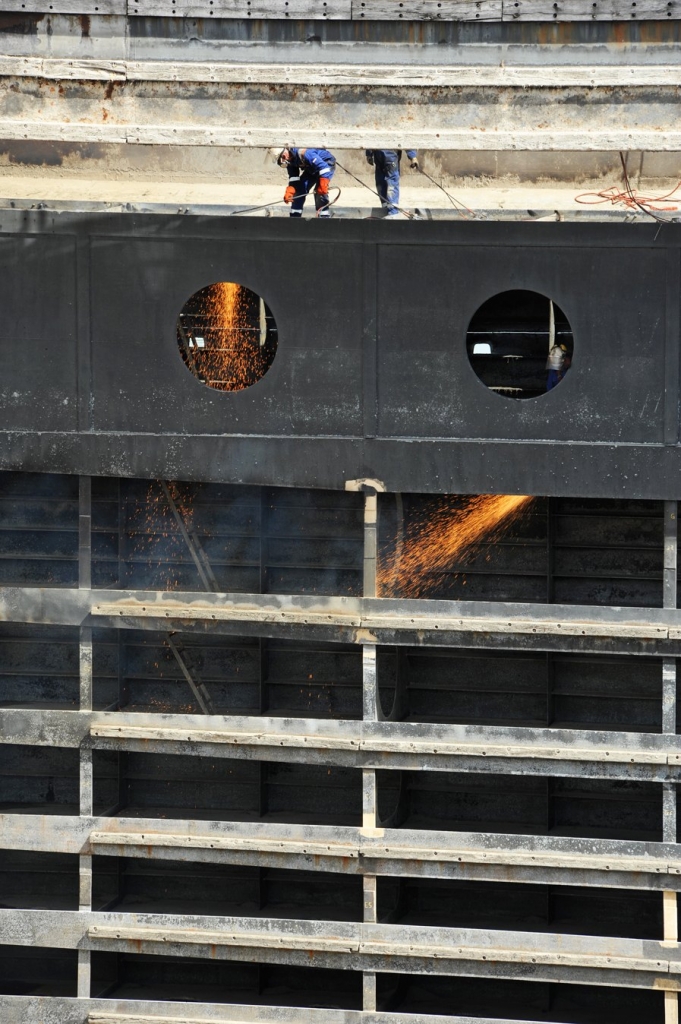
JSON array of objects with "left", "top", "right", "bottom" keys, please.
[
  {"left": 466, "top": 289, "right": 574, "bottom": 399},
  {"left": 177, "top": 282, "right": 278, "bottom": 392}
]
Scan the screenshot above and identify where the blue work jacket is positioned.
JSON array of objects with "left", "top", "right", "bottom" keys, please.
[{"left": 288, "top": 148, "right": 336, "bottom": 180}]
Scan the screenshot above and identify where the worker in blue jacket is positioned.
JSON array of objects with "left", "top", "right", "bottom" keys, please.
[
  {"left": 277, "top": 147, "right": 336, "bottom": 218},
  {"left": 366, "top": 149, "right": 419, "bottom": 218}
]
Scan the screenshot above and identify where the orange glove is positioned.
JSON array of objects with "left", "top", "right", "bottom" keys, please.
[
  {"left": 316, "top": 177, "right": 330, "bottom": 196},
  {"left": 284, "top": 185, "right": 296, "bottom": 204}
]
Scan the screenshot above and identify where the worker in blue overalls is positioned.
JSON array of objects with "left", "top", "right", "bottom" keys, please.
[
  {"left": 277, "top": 147, "right": 336, "bottom": 218},
  {"left": 366, "top": 149, "right": 419, "bottom": 218}
]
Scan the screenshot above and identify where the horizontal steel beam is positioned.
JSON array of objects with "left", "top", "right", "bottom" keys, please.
[
  {"left": 0, "top": 587, "right": 90, "bottom": 626},
  {"left": 86, "top": 1012, "right": 548, "bottom": 1024},
  {"left": 3, "top": 813, "right": 681, "bottom": 889},
  {"left": 92, "top": 590, "right": 681, "bottom": 655},
  {"left": 4, "top": 707, "right": 681, "bottom": 781},
  {"left": 1, "top": 57, "right": 680, "bottom": 87},
  {"left": 93, "top": 590, "right": 679, "bottom": 639},
  {"left": 5, "top": 586, "right": 681, "bottom": 655},
  {"left": 85, "top": 1013, "right": 535, "bottom": 1024},
  {"left": 0, "top": 994, "right": 561, "bottom": 1024},
  {"left": 91, "top": 713, "right": 681, "bottom": 761},
  {"left": 3, "top": 584, "right": 676, "bottom": 635},
  {"left": 1, "top": 908, "right": 679, "bottom": 988},
  {"left": 0, "top": 75, "right": 678, "bottom": 151},
  {"left": 0, "top": 0, "right": 678, "bottom": 18}
]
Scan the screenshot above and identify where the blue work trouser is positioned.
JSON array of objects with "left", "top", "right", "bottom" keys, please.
[
  {"left": 546, "top": 369, "right": 563, "bottom": 390},
  {"left": 290, "top": 171, "right": 331, "bottom": 218},
  {"left": 373, "top": 150, "right": 401, "bottom": 216}
]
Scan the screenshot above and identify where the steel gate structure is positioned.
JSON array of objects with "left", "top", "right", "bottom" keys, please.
[{"left": 0, "top": 210, "right": 681, "bottom": 1024}]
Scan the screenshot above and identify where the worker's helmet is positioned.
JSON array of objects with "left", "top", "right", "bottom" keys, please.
[
  {"left": 277, "top": 148, "right": 292, "bottom": 167},
  {"left": 559, "top": 343, "right": 567, "bottom": 352}
]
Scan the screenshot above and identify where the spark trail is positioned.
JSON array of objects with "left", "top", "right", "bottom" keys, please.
[
  {"left": 379, "top": 493, "right": 535, "bottom": 598},
  {"left": 182, "top": 282, "right": 272, "bottom": 392}
]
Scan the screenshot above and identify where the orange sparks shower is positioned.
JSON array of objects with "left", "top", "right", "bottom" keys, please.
[
  {"left": 179, "top": 281, "right": 275, "bottom": 392},
  {"left": 378, "top": 493, "right": 535, "bottom": 598}
]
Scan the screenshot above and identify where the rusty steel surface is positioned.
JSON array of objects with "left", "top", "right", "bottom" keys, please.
[
  {"left": 0, "top": 75, "right": 679, "bottom": 150},
  {"left": 8, "top": 0, "right": 681, "bottom": 19}
]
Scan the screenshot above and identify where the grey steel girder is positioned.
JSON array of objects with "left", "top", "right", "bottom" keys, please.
[
  {"left": 3, "top": 707, "right": 681, "bottom": 781},
  {"left": 3, "top": 586, "right": 681, "bottom": 657},
  {"left": 89, "top": 591, "right": 679, "bottom": 641},
  {"left": 3, "top": 813, "right": 681, "bottom": 891},
  {"left": 1, "top": 908, "right": 679, "bottom": 990},
  {"left": 0, "top": 70, "right": 679, "bottom": 151},
  {"left": 0, "top": 993, "right": 564, "bottom": 1024}
]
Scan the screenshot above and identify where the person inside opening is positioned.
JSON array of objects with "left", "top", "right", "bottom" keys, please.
[{"left": 546, "top": 342, "right": 570, "bottom": 391}]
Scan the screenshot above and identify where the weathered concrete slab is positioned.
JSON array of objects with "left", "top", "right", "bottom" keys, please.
[{"left": 0, "top": 73, "right": 678, "bottom": 150}]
